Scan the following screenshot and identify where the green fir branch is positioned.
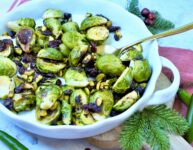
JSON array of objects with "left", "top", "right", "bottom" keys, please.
[
  {"left": 119, "top": 105, "right": 189, "bottom": 150},
  {"left": 127, "top": 0, "right": 142, "bottom": 18}
]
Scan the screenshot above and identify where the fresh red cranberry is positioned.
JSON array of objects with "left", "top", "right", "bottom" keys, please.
[
  {"left": 141, "top": 8, "right": 150, "bottom": 17},
  {"left": 148, "top": 12, "right": 156, "bottom": 20},
  {"left": 144, "top": 18, "right": 154, "bottom": 26}
]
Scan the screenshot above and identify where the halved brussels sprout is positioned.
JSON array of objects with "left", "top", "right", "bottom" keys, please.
[
  {"left": 43, "top": 9, "right": 64, "bottom": 19},
  {"left": 112, "top": 67, "right": 133, "bottom": 93},
  {"left": 80, "top": 16, "right": 107, "bottom": 30},
  {"left": 86, "top": 26, "right": 109, "bottom": 43},
  {"left": 36, "top": 58, "right": 66, "bottom": 73},
  {"left": 7, "top": 18, "right": 36, "bottom": 33},
  {"left": 37, "top": 48, "right": 63, "bottom": 61},
  {"left": 62, "top": 22, "right": 79, "bottom": 32},
  {"left": 16, "top": 28, "right": 36, "bottom": 53},
  {"left": 35, "top": 27, "right": 49, "bottom": 47},
  {"left": 64, "top": 68, "right": 89, "bottom": 87},
  {"left": 13, "top": 92, "right": 36, "bottom": 112},
  {"left": 62, "top": 31, "right": 85, "bottom": 49},
  {"left": 96, "top": 54, "right": 125, "bottom": 76},
  {"left": 70, "top": 89, "right": 88, "bottom": 107},
  {"left": 0, "top": 38, "right": 13, "bottom": 57},
  {"left": 113, "top": 90, "right": 140, "bottom": 111},
  {"left": 36, "top": 85, "right": 62, "bottom": 110},
  {"left": 59, "top": 44, "right": 70, "bottom": 57},
  {"left": 0, "top": 56, "right": 17, "bottom": 77},
  {"left": 0, "top": 76, "right": 15, "bottom": 99},
  {"left": 89, "top": 90, "right": 114, "bottom": 118},
  {"left": 69, "top": 44, "right": 88, "bottom": 66},
  {"left": 79, "top": 110, "right": 95, "bottom": 125},
  {"left": 44, "top": 18, "right": 62, "bottom": 38},
  {"left": 61, "top": 100, "right": 72, "bottom": 125},
  {"left": 133, "top": 59, "right": 151, "bottom": 82},
  {"left": 119, "top": 47, "right": 143, "bottom": 62},
  {"left": 36, "top": 101, "right": 61, "bottom": 125}
]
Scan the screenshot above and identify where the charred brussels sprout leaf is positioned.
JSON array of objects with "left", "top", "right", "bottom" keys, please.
[
  {"left": 70, "top": 89, "right": 88, "bottom": 107},
  {"left": 80, "top": 16, "right": 108, "bottom": 30},
  {"left": 16, "top": 28, "right": 36, "bottom": 53},
  {"left": 36, "top": 85, "right": 62, "bottom": 110},
  {"left": 44, "top": 18, "right": 62, "bottom": 38},
  {"left": 0, "top": 56, "right": 17, "bottom": 77},
  {"left": 0, "top": 76, "right": 15, "bottom": 99},
  {"left": 89, "top": 90, "right": 114, "bottom": 120},
  {"left": 62, "top": 22, "right": 79, "bottom": 32},
  {"left": 69, "top": 45, "right": 88, "bottom": 66},
  {"left": 80, "top": 110, "right": 95, "bottom": 125},
  {"left": 86, "top": 26, "right": 109, "bottom": 43},
  {"left": 96, "top": 54, "right": 125, "bottom": 76},
  {"left": 64, "top": 68, "right": 89, "bottom": 87},
  {"left": 62, "top": 31, "right": 85, "bottom": 49},
  {"left": 37, "top": 48, "right": 63, "bottom": 61},
  {"left": 43, "top": 9, "right": 64, "bottom": 19},
  {"left": 113, "top": 67, "right": 133, "bottom": 93},
  {"left": 133, "top": 59, "right": 151, "bottom": 82},
  {"left": 113, "top": 91, "right": 140, "bottom": 111}
]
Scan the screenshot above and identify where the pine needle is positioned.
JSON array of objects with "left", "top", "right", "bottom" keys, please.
[{"left": 127, "top": 0, "right": 142, "bottom": 18}]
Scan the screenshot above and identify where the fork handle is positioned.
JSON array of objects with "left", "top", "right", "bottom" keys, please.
[{"left": 120, "top": 22, "right": 193, "bottom": 52}]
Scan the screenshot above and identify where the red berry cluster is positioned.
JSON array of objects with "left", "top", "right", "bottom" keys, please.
[{"left": 141, "top": 8, "right": 156, "bottom": 26}]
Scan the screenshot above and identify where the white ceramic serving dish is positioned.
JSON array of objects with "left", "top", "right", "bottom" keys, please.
[{"left": 0, "top": 0, "right": 180, "bottom": 139}]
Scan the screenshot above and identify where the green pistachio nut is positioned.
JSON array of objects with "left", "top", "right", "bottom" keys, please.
[
  {"left": 96, "top": 54, "right": 125, "bottom": 76},
  {"left": 0, "top": 56, "right": 17, "bottom": 77},
  {"left": 61, "top": 100, "right": 72, "bottom": 125},
  {"left": 113, "top": 90, "right": 140, "bottom": 111},
  {"left": 0, "top": 76, "right": 15, "bottom": 99},
  {"left": 64, "top": 68, "right": 89, "bottom": 87},
  {"left": 133, "top": 59, "right": 151, "bottom": 82},
  {"left": 36, "top": 85, "right": 62, "bottom": 110},
  {"left": 70, "top": 89, "right": 88, "bottom": 107},
  {"left": 112, "top": 67, "right": 133, "bottom": 93},
  {"left": 69, "top": 44, "right": 88, "bottom": 66},
  {"left": 43, "top": 9, "right": 64, "bottom": 19},
  {"left": 62, "top": 22, "right": 79, "bottom": 32},
  {"left": 80, "top": 16, "right": 108, "bottom": 30},
  {"left": 44, "top": 18, "right": 62, "bottom": 38},
  {"left": 62, "top": 31, "right": 85, "bottom": 49},
  {"left": 16, "top": 27, "right": 36, "bottom": 53}
]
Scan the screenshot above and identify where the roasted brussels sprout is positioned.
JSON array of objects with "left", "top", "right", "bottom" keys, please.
[
  {"left": 86, "top": 26, "right": 109, "bottom": 43},
  {"left": 62, "top": 31, "right": 85, "bottom": 49},
  {"left": 61, "top": 100, "right": 72, "bottom": 125},
  {"left": 119, "top": 47, "right": 143, "bottom": 61},
  {"left": 62, "top": 22, "right": 79, "bottom": 32},
  {"left": 36, "top": 85, "right": 62, "bottom": 110},
  {"left": 36, "top": 58, "right": 66, "bottom": 73},
  {"left": 112, "top": 67, "right": 133, "bottom": 93},
  {"left": 96, "top": 54, "right": 125, "bottom": 76},
  {"left": 35, "top": 27, "right": 49, "bottom": 47},
  {"left": 79, "top": 110, "right": 95, "bottom": 125},
  {"left": 36, "top": 101, "right": 61, "bottom": 125},
  {"left": 16, "top": 28, "right": 36, "bottom": 53},
  {"left": 133, "top": 59, "right": 151, "bottom": 82},
  {"left": 44, "top": 18, "right": 62, "bottom": 38},
  {"left": 0, "top": 38, "right": 13, "bottom": 57},
  {"left": 89, "top": 90, "right": 114, "bottom": 120},
  {"left": 0, "top": 76, "right": 15, "bottom": 99},
  {"left": 69, "top": 44, "right": 88, "bottom": 66},
  {"left": 80, "top": 16, "right": 108, "bottom": 30},
  {"left": 7, "top": 18, "right": 36, "bottom": 33},
  {"left": 37, "top": 48, "right": 63, "bottom": 61},
  {"left": 13, "top": 92, "right": 36, "bottom": 112},
  {"left": 70, "top": 89, "right": 88, "bottom": 107},
  {"left": 43, "top": 9, "right": 64, "bottom": 19},
  {"left": 59, "top": 44, "right": 70, "bottom": 57},
  {"left": 0, "top": 56, "right": 17, "bottom": 77},
  {"left": 64, "top": 68, "right": 89, "bottom": 87},
  {"left": 113, "top": 90, "right": 140, "bottom": 111}
]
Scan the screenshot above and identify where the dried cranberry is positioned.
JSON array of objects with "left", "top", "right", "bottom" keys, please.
[
  {"left": 14, "top": 60, "right": 23, "bottom": 67},
  {"left": 30, "top": 62, "right": 36, "bottom": 69},
  {"left": 3, "top": 98, "right": 13, "bottom": 110},
  {"left": 56, "top": 79, "right": 62, "bottom": 86},
  {"left": 17, "top": 29, "right": 33, "bottom": 44},
  {"left": 22, "top": 53, "right": 35, "bottom": 63},
  {"left": 141, "top": 8, "right": 150, "bottom": 17},
  {"left": 48, "top": 40, "right": 61, "bottom": 48},
  {"left": 114, "top": 34, "right": 120, "bottom": 41},
  {"left": 8, "top": 31, "right": 16, "bottom": 38},
  {"left": 64, "top": 12, "right": 72, "bottom": 20},
  {"left": 0, "top": 40, "right": 6, "bottom": 52},
  {"left": 3, "top": 39, "right": 13, "bottom": 45},
  {"left": 75, "top": 96, "right": 81, "bottom": 103},
  {"left": 63, "top": 89, "right": 72, "bottom": 95},
  {"left": 110, "top": 110, "right": 120, "bottom": 117},
  {"left": 18, "top": 67, "right": 26, "bottom": 74},
  {"left": 135, "top": 85, "right": 144, "bottom": 96},
  {"left": 85, "top": 67, "right": 98, "bottom": 77},
  {"left": 42, "top": 30, "right": 52, "bottom": 36},
  {"left": 14, "top": 83, "right": 24, "bottom": 93},
  {"left": 108, "top": 26, "right": 121, "bottom": 32},
  {"left": 90, "top": 42, "right": 97, "bottom": 52}
]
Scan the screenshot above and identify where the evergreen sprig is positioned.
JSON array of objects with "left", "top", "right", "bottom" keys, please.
[
  {"left": 119, "top": 105, "right": 189, "bottom": 150},
  {"left": 127, "top": 0, "right": 175, "bottom": 34}
]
